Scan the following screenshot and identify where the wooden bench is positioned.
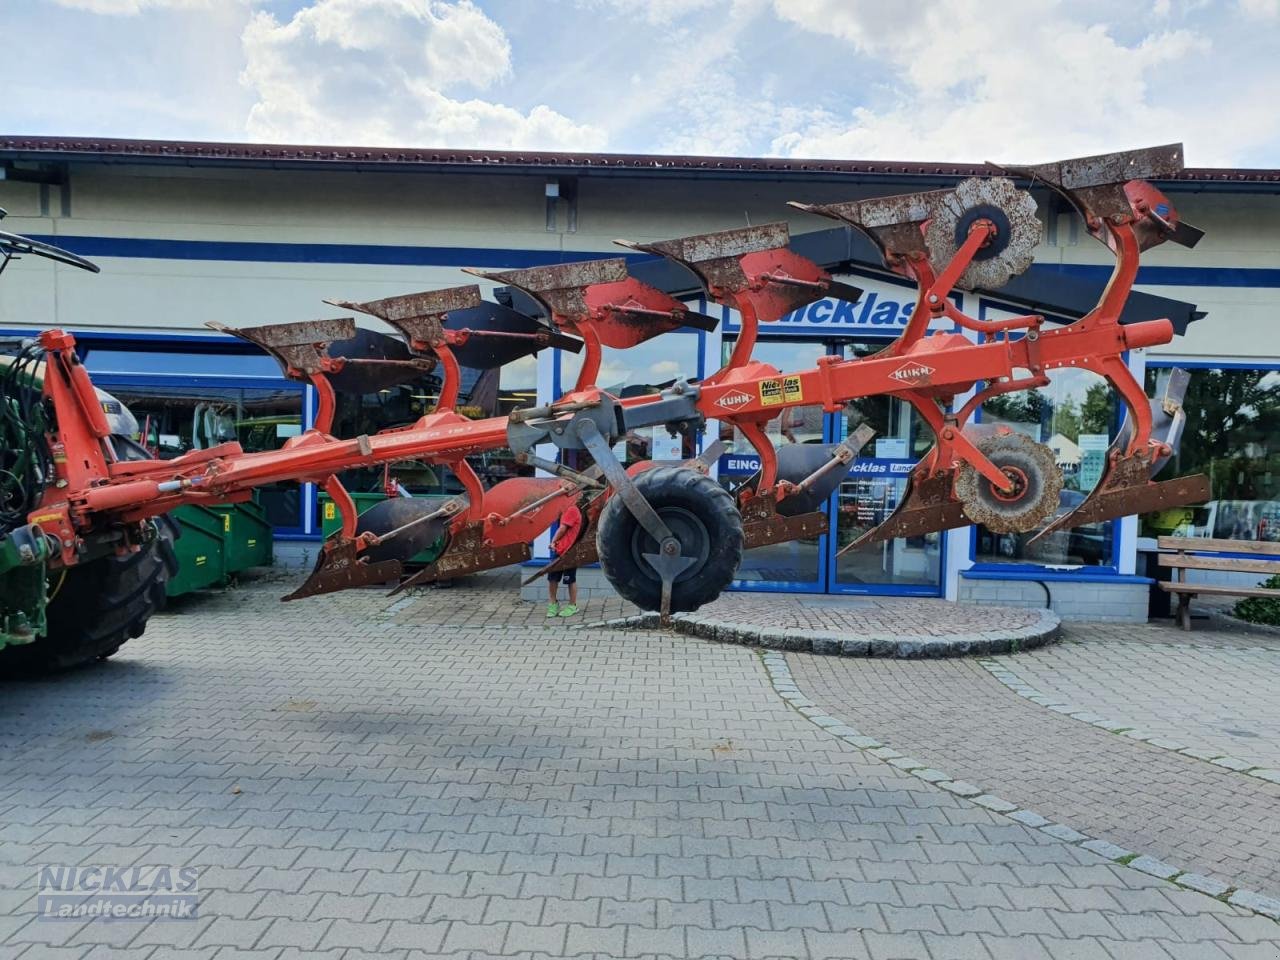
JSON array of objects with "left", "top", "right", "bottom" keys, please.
[{"left": 1157, "top": 536, "right": 1280, "bottom": 630}]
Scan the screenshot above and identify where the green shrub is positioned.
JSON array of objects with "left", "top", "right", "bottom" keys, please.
[{"left": 1234, "top": 573, "right": 1280, "bottom": 626}]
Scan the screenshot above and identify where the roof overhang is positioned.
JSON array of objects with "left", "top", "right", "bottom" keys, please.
[{"left": 2, "top": 135, "right": 1276, "bottom": 192}]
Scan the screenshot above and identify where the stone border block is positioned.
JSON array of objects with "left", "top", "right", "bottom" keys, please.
[{"left": 618, "top": 604, "right": 1060, "bottom": 660}]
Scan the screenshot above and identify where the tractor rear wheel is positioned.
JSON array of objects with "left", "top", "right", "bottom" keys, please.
[
  {"left": 597, "top": 466, "right": 742, "bottom": 613},
  {"left": 0, "top": 519, "right": 178, "bottom": 675}
]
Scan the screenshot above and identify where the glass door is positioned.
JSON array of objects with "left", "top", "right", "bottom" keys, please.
[
  {"left": 719, "top": 337, "right": 946, "bottom": 597},
  {"left": 827, "top": 342, "right": 944, "bottom": 595},
  {"left": 721, "top": 338, "right": 833, "bottom": 591}
]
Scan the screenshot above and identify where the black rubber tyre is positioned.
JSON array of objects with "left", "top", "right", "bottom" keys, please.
[
  {"left": 0, "top": 518, "right": 178, "bottom": 675},
  {"left": 596, "top": 466, "right": 743, "bottom": 613}
]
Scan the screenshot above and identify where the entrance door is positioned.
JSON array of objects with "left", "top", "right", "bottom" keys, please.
[
  {"left": 827, "top": 342, "right": 944, "bottom": 594},
  {"left": 720, "top": 337, "right": 945, "bottom": 597},
  {"left": 720, "top": 338, "right": 831, "bottom": 591}
]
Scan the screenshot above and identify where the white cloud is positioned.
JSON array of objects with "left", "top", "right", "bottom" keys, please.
[
  {"left": 575, "top": 0, "right": 723, "bottom": 25},
  {"left": 591, "top": 0, "right": 831, "bottom": 156},
  {"left": 1239, "top": 0, "right": 1278, "bottom": 16},
  {"left": 46, "top": 0, "right": 220, "bottom": 13},
  {"left": 768, "top": 0, "right": 1216, "bottom": 163},
  {"left": 240, "top": 0, "right": 606, "bottom": 150},
  {"left": 13, "top": 0, "right": 1280, "bottom": 166}
]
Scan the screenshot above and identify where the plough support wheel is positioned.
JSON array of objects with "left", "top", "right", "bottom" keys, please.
[
  {"left": 597, "top": 466, "right": 742, "bottom": 614},
  {"left": 956, "top": 433, "right": 1063, "bottom": 534}
]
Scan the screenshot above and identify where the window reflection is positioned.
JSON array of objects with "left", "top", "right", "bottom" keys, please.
[
  {"left": 556, "top": 333, "right": 701, "bottom": 467},
  {"left": 834, "top": 343, "right": 940, "bottom": 589},
  {"left": 1141, "top": 366, "right": 1280, "bottom": 542},
  {"left": 721, "top": 339, "right": 830, "bottom": 585},
  {"left": 330, "top": 355, "right": 540, "bottom": 502},
  {"left": 974, "top": 368, "right": 1114, "bottom": 566}
]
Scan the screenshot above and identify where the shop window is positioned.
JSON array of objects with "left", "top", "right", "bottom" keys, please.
[
  {"left": 1140, "top": 365, "right": 1280, "bottom": 543},
  {"left": 834, "top": 343, "right": 941, "bottom": 590},
  {"left": 973, "top": 368, "right": 1116, "bottom": 567},
  {"left": 556, "top": 332, "right": 702, "bottom": 467}
]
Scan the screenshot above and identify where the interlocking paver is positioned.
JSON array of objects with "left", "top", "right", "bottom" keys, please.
[
  {"left": 991, "top": 622, "right": 1280, "bottom": 770},
  {"left": 788, "top": 625, "right": 1280, "bottom": 900},
  {"left": 1, "top": 575, "right": 1277, "bottom": 960}
]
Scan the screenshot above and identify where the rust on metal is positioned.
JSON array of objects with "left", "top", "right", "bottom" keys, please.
[
  {"left": 391, "top": 522, "right": 531, "bottom": 591},
  {"left": 744, "top": 509, "right": 829, "bottom": 550},
  {"left": 282, "top": 538, "right": 404, "bottom": 601},
  {"left": 789, "top": 193, "right": 941, "bottom": 268},
  {"left": 463, "top": 260, "right": 629, "bottom": 323},
  {"left": 525, "top": 526, "right": 600, "bottom": 584},
  {"left": 923, "top": 178, "right": 1041, "bottom": 290},
  {"left": 1030, "top": 453, "right": 1211, "bottom": 541},
  {"left": 587, "top": 277, "right": 718, "bottom": 348},
  {"left": 737, "top": 489, "right": 830, "bottom": 550},
  {"left": 954, "top": 432, "right": 1062, "bottom": 533},
  {"left": 616, "top": 223, "right": 790, "bottom": 295},
  {"left": 1000, "top": 144, "right": 1185, "bottom": 225},
  {"left": 326, "top": 285, "right": 483, "bottom": 347},
  {"left": 841, "top": 470, "right": 968, "bottom": 550},
  {"left": 1002, "top": 143, "right": 1184, "bottom": 192},
  {"left": 207, "top": 318, "right": 355, "bottom": 378}
]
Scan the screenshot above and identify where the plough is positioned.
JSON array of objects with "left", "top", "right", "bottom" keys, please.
[{"left": 0, "top": 143, "right": 1212, "bottom": 669}]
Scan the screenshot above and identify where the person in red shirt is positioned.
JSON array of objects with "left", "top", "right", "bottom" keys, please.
[{"left": 547, "top": 502, "right": 583, "bottom": 618}]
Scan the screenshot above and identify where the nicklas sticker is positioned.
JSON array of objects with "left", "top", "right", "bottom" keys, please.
[
  {"left": 889, "top": 361, "right": 934, "bottom": 384},
  {"left": 759, "top": 379, "right": 783, "bottom": 406}
]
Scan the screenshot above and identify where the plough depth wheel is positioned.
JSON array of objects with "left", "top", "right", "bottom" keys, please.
[
  {"left": 597, "top": 467, "right": 742, "bottom": 614},
  {"left": 955, "top": 433, "right": 1063, "bottom": 534}
]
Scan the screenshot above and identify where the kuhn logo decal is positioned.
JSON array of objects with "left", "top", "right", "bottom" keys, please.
[
  {"left": 889, "top": 361, "right": 934, "bottom": 384},
  {"left": 716, "top": 391, "right": 752, "bottom": 408}
]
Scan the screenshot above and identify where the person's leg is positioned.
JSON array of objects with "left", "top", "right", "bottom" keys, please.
[
  {"left": 558, "top": 570, "right": 579, "bottom": 616},
  {"left": 546, "top": 570, "right": 561, "bottom": 616}
]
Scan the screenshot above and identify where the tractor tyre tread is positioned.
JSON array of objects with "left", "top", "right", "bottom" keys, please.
[
  {"left": 597, "top": 466, "right": 742, "bottom": 614},
  {"left": 0, "top": 519, "right": 178, "bottom": 675}
]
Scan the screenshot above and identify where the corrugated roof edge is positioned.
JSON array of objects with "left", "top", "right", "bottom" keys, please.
[{"left": 2, "top": 135, "right": 1277, "bottom": 183}]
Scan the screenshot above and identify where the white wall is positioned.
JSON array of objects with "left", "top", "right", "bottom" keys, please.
[{"left": 2, "top": 162, "right": 1275, "bottom": 358}]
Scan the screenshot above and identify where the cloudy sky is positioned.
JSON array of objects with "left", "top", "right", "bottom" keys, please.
[{"left": 4, "top": 0, "right": 1278, "bottom": 167}]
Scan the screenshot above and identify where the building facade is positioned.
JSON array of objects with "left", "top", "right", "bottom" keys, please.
[{"left": 2, "top": 137, "right": 1277, "bottom": 619}]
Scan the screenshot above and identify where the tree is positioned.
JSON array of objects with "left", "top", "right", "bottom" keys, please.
[
  {"left": 983, "top": 388, "right": 1048, "bottom": 426},
  {"left": 1080, "top": 383, "right": 1113, "bottom": 435},
  {"left": 1051, "top": 399, "right": 1082, "bottom": 442},
  {"left": 1158, "top": 368, "right": 1280, "bottom": 499}
]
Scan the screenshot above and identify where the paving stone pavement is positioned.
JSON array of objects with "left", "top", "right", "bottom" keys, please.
[
  {"left": 681, "top": 594, "right": 1045, "bottom": 637},
  {"left": 987, "top": 622, "right": 1280, "bottom": 773},
  {"left": 1, "top": 579, "right": 1278, "bottom": 959},
  {"left": 788, "top": 618, "right": 1280, "bottom": 906}
]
